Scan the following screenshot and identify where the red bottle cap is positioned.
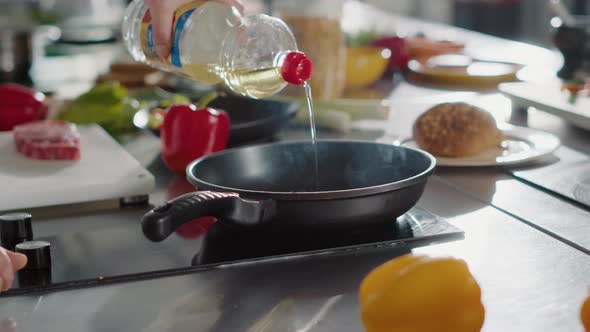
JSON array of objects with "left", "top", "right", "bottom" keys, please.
[{"left": 281, "top": 51, "right": 313, "bottom": 85}]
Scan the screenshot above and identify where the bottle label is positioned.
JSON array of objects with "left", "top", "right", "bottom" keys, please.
[{"left": 140, "top": 1, "right": 206, "bottom": 68}]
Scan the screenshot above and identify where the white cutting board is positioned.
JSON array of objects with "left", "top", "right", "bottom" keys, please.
[
  {"left": 0, "top": 124, "right": 155, "bottom": 211},
  {"left": 499, "top": 81, "right": 590, "bottom": 130}
]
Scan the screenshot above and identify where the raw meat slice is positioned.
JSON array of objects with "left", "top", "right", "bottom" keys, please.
[{"left": 13, "top": 121, "right": 81, "bottom": 161}]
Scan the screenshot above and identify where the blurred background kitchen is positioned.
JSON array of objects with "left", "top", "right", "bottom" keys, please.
[{"left": 0, "top": 0, "right": 585, "bottom": 93}]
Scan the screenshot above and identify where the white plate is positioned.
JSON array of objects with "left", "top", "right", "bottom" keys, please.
[{"left": 400, "top": 124, "right": 561, "bottom": 167}]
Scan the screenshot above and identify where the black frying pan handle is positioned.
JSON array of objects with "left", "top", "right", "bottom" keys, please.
[{"left": 142, "top": 191, "right": 276, "bottom": 242}]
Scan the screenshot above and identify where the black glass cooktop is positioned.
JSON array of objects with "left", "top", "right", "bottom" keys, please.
[{"left": 3, "top": 207, "right": 463, "bottom": 296}]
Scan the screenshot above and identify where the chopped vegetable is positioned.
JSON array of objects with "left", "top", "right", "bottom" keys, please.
[
  {"left": 129, "top": 87, "right": 193, "bottom": 131},
  {"left": 148, "top": 108, "right": 167, "bottom": 129}
]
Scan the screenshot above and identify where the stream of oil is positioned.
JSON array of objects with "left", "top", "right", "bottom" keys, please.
[{"left": 303, "top": 82, "right": 319, "bottom": 190}]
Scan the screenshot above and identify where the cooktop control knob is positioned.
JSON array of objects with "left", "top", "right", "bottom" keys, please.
[
  {"left": 15, "top": 240, "right": 51, "bottom": 270},
  {"left": 0, "top": 213, "right": 33, "bottom": 250}
]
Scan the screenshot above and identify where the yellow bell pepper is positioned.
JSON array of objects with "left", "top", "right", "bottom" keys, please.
[
  {"left": 359, "top": 254, "right": 485, "bottom": 332},
  {"left": 582, "top": 294, "right": 590, "bottom": 332}
]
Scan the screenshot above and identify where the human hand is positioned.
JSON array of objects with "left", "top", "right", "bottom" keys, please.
[
  {"left": 0, "top": 247, "right": 27, "bottom": 292},
  {"left": 146, "top": 0, "right": 244, "bottom": 59}
]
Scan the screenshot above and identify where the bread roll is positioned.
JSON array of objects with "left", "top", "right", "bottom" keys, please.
[{"left": 412, "top": 102, "right": 503, "bottom": 157}]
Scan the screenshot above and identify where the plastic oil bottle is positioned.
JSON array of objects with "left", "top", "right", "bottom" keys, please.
[{"left": 122, "top": 0, "right": 313, "bottom": 99}]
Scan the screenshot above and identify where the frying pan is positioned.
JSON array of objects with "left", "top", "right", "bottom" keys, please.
[
  {"left": 208, "top": 96, "right": 299, "bottom": 147},
  {"left": 142, "top": 140, "right": 436, "bottom": 242}
]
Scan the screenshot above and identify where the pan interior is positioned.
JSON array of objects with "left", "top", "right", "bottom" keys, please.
[{"left": 190, "top": 141, "right": 433, "bottom": 193}]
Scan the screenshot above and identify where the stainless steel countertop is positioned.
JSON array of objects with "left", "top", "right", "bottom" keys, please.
[
  {"left": 2, "top": 2, "right": 590, "bottom": 331},
  {"left": 1, "top": 177, "right": 589, "bottom": 332}
]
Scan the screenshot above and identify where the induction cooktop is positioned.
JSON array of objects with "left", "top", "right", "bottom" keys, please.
[{"left": 1, "top": 206, "right": 463, "bottom": 296}]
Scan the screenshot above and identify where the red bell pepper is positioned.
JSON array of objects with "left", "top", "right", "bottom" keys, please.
[
  {"left": 160, "top": 93, "right": 230, "bottom": 174},
  {"left": 0, "top": 83, "right": 47, "bottom": 131}
]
